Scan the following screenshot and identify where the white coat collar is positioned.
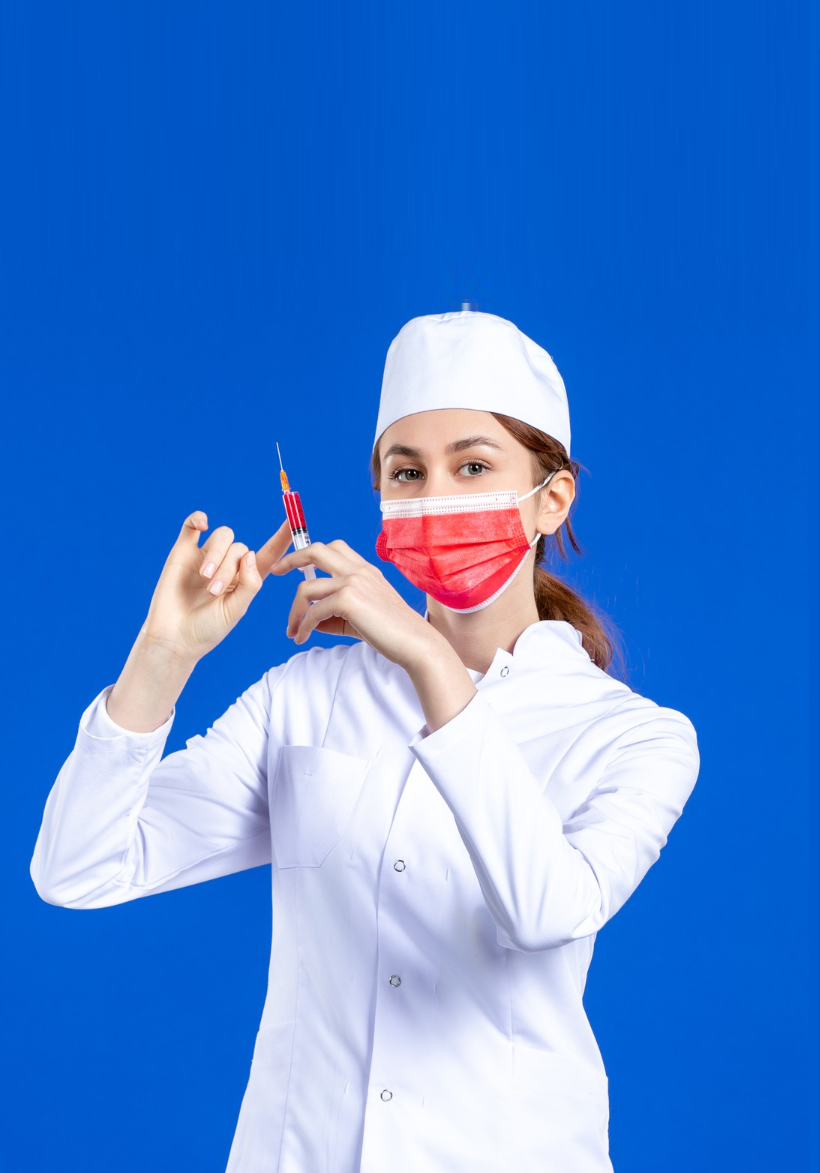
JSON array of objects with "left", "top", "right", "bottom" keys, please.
[{"left": 420, "top": 608, "right": 589, "bottom": 682}]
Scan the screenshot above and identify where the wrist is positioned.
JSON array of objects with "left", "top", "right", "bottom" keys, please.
[
  {"left": 107, "top": 630, "right": 198, "bottom": 734},
  {"left": 136, "top": 628, "right": 200, "bottom": 672},
  {"left": 402, "top": 631, "right": 478, "bottom": 736},
  {"left": 401, "top": 628, "right": 463, "bottom": 680}
]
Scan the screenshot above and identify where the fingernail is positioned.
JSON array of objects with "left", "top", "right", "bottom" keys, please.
[
  {"left": 202, "top": 562, "right": 215, "bottom": 578},
  {"left": 247, "top": 551, "right": 256, "bottom": 569},
  {"left": 209, "top": 579, "right": 224, "bottom": 596}
]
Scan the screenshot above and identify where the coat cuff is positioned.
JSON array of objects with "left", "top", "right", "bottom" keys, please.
[{"left": 81, "top": 685, "right": 175, "bottom": 745}]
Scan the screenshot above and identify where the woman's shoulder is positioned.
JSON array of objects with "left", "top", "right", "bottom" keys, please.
[
  {"left": 261, "top": 639, "right": 363, "bottom": 687},
  {"left": 566, "top": 632, "right": 698, "bottom": 744},
  {"left": 259, "top": 637, "right": 401, "bottom": 700},
  {"left": 579, "top": 676, "right": 701, "bottom": 792}
]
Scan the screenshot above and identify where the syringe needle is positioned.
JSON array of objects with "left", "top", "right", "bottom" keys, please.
[{"left": 276, "top": 442, "right": 290, "bottom": 493}]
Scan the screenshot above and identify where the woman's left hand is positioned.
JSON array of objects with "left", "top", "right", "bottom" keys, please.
[{"left": 269, "top": 539, "right": 443, "bottom": 672}]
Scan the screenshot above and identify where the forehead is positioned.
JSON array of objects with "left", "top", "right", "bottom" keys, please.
[{"left": 379, "top": 408, "right": 507, "bottom": 454}]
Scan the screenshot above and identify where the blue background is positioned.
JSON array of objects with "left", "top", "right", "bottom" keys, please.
[{"left": 3, "top": 2, "right": 817, "bottom": 1170}]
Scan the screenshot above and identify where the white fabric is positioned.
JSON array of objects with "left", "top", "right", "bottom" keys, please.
[
  {"left": 31, "top": 621, "right": 699, "bottom": 1173},
  {"left": 378, "top": 473, "right": 554, "bottom": 520},
  {"left": 373, "top": 311, "right": 572, "bottom": 457}
]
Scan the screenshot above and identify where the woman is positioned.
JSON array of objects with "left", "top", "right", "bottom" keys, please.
[{"left": 30, "top": 310, "right": 700, "bottom": 1173}]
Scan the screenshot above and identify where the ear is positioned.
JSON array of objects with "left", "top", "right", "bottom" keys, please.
[{"left": 534, "top": 470, "right": 575, "bottom": 536}]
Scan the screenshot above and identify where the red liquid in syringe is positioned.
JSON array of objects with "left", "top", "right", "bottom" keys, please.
[{"left": 277, "top": 444, "right": 317, "bottom": 580}]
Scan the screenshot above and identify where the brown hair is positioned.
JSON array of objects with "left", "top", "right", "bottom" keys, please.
[{"left": 371, "top": 411, "right": 628, "bottom": 680}]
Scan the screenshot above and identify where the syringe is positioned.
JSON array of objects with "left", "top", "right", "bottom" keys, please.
[{"left": 277, "top": 443, "right": 317, "bottom": 581}]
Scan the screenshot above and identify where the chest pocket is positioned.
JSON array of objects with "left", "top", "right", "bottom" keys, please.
[{"left": 270, "top": 744, "right": 371, "bottom": 868}]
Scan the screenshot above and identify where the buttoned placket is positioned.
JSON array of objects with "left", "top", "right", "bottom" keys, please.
[{"left": 360, "top": 649, "right": 516, "bottom": 1161}]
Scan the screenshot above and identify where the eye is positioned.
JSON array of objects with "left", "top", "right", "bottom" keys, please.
[
  {"left": 460, "top": 461, "right": 489, "bottom": 477},
  {"left": 387, "top": 460, "right": 491, "bottom": 483}
]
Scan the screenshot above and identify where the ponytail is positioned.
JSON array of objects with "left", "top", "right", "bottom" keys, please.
[{"left": 533, "top": 560, "right": 625, "bottom": 680}]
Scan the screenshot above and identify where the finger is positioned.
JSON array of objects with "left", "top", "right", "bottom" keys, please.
[
  {"left": 206, "top": 540, "right": 249, "bottom": 597},
  {"left": 292, "top": 586, "right": 353, "bottom": 645},
  {"left": 285, "top": 576, "right": 341, "bottom": 637},
  {"left": 324, "top": 538, "right": 370, "bottom": 567},
  {"left": 172, "top": 511, "right": 209, "bottom": 550},
  {"left": 271, "top": 541, "right": 356, "bottom": 579},
  {"left": 256, "top": 519, "right": 294, "bottom": 579},
  {"left": 222, "top": 550, "right": 263, "bottom": 625},
  {"left": 198, "top": 524, "right": 236, "bottom": 581}
]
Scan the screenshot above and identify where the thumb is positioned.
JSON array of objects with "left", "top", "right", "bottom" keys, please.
[{"left": 223, "top": 550, "right": 263, "bottom": 625}]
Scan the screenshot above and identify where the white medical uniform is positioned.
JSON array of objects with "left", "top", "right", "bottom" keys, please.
[{"left": 30, "top": 617, "right": 700, "bottom": 1173}]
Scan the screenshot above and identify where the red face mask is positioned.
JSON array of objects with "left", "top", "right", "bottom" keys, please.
[{"left": 375, "top": 473, "right": 555, "bottom": 614}]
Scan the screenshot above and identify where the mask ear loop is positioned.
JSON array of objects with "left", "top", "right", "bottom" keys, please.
[
  {"left": 517, "top": 469, "right": 559, "bottom": 546},
  {"left": 517, "top": 469, "right": 557, "bottom": 503}
]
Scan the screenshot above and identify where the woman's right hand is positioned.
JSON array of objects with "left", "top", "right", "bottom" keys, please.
[{"left": 138, "top": 510, "right": 295, "bottom": 664}]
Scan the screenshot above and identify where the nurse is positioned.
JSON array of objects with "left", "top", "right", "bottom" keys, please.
[{"left": 31, "top": 310, "right": 700, "bottom": 1173}]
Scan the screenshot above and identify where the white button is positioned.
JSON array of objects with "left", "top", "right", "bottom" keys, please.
[
  {"left": 380, "top": 1089, "right": 393, "bottom": 1101},
  {"left": 389, "top": 974, "right": 402, "bottom": 987},
  {"left": 500, "top": 665, "right": 510, "bottom": 677},
  {"left": 394, "top": 859, "right": 406, "bottom": 871}
]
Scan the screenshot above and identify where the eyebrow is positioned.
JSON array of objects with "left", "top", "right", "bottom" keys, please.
[{"left": 382, "top": 435, "right": 504, "bottom": 461}]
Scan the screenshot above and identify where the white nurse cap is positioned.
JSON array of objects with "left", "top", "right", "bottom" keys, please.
[{"left": 372, "top": 310, "right": 571, "bottom": 458}]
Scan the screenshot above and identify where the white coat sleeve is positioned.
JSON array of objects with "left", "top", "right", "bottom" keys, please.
[
  {"left": 409, "top": 688, "right": 700, "bottom": 953},
  {"left": 30, "top": 665, "right": 287, "bottom": 910}
]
